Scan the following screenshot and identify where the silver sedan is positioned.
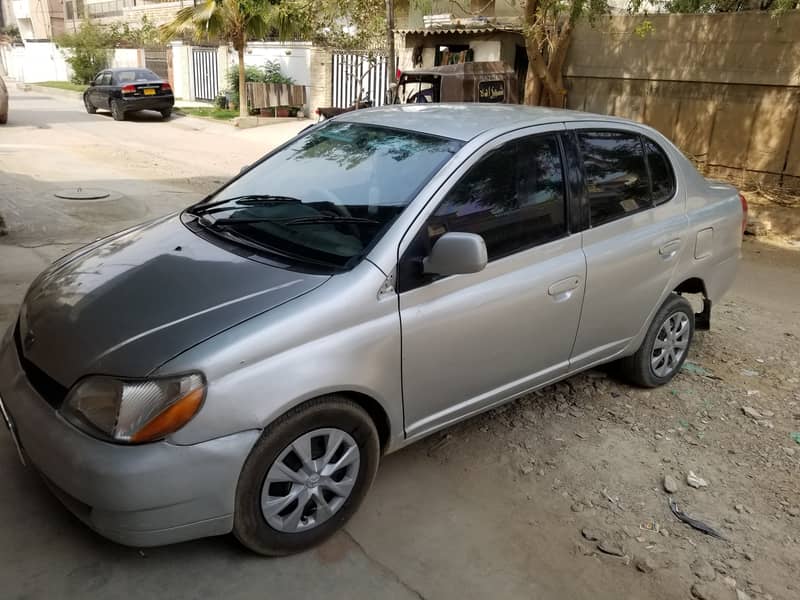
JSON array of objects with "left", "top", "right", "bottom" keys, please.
[{"left": 0, "top": 104, "right": 744, "bottom": 554}]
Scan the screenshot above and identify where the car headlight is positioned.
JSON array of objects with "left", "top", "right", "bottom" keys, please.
[{"left": 62, "top": 373, "right": 206, "bottom": 443}]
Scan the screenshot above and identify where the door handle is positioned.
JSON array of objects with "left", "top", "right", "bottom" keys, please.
[
  {"left": 659, "top": 239, "right": 681, "bottom": 260},
  {"left": 548, "top": 276, "right": 581, "bottom": 299}
]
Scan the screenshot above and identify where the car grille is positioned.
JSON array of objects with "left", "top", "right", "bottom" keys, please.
[{"left": 14, "top": 321, "right": 68, "bottom": 409}]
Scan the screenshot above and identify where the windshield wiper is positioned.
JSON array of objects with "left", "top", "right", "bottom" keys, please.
[
  {"left": 210, "top": 215, "right": 380, "bottom": 227},
  {"left": 188, "top": 195, "right": 304, "bottom": 216}
]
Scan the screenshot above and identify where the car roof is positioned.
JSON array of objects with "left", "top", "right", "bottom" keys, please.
[
  {"left": 105, "top": 67, "right": 157, "bottom": 73},
  {"left": 337, "top": 103, "right": 636, "bottom": 142}
]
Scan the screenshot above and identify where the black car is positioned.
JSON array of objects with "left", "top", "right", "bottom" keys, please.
[{"left": 84, "top": 67, "right": 175, "bottom": 121}]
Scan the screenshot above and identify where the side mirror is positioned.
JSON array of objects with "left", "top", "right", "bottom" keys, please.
[
  {"left": 423, "top": 232, "right": 487, "bottom": 276},
  {"left": 89, "top": 81, "right": 96, "bottom": 86}
]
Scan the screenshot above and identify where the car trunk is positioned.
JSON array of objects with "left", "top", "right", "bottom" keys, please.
[{"left": 123, "top": 82, "right": 171, "bottom": 98}]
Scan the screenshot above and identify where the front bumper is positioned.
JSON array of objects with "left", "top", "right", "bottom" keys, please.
[{"left": 0, "top": 325, "right": 259, "bottom": 547}]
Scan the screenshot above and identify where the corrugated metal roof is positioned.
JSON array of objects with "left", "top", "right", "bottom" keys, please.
[{"left": 396, "top": 24, "right": 521, "bottom": 35}]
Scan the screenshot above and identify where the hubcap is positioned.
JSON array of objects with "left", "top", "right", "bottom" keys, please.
[
  {"left": 261, "top": 428, "right": 360, "bottom": 533},
  {"left": 651, "top": 311, "right": 690, "bottom": 377}
]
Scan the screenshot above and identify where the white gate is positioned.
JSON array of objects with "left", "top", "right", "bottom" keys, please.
[
  {"left": 191, "top": 47, "right": 219, "bottom": 101},
  {"left": 331, "top": 52, "right": 388, "bottom": 108}
]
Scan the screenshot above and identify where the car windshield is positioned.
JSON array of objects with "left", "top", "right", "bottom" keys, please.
[
  {"left": 116, "top": 69, "right": 160, "bottom": 83},
  {"left": 190, "top": 122, "right": 463, "bottom": 270}
]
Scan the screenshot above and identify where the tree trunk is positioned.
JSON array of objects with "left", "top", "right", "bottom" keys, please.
[
  {"left": 385, "top": 0, "right": 396, "bottom": 85},
  {"left": 523, "top": 62, "right": 543, "bottom": 107},
  {"left": 238, "top": 45, "right": 247, "bottom": 118}
]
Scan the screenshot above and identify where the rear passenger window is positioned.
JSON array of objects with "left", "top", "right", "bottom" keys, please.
[
  {"left": 429, "top": 134, "right": 567, "bottom": 261},
  {"left": 643, "top": 138, "right": 676, "bottom": 205},
  {"left": 578, "top": 131, "right": 650, "bottom": 226}
]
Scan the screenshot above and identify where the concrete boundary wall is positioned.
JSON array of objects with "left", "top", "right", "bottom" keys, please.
[{"left": 565, "top": 12, "right": 800, "bottom": 188}]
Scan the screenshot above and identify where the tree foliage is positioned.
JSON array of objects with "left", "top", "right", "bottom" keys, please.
[
  {"left": 56, "top": 18, "right": 160, "bottom": 84},
  {"left": 161, "top": 0, "right": 305, "bottom": 117},
  {"left": 660, "top": 0, "right": 798, "bottom": 12}
]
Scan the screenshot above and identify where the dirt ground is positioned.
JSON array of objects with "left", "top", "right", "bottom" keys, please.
[
  {"left": 399, "top": 236, "right": 800, "bottom": 600},
  {"left": 1, "top": 85, "right": 798, "bottom": 600}
]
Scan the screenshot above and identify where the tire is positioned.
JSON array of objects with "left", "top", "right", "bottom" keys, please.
[
  {"left": 618, "top": 293, "right": 694, "bottom": 388},
  {"left": 83, "top": 95, "right": 96, "bottom": 114},
  {"left": 110, "top": 100, "right": 125, "bottom": 121},
  {"left": 160, "top": 108, "right": 172, "bottom": 120},
  {"left": 233, "top": 396, "right": 380, "bottom": 556}
]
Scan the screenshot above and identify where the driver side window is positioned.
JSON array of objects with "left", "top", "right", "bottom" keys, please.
[
  {"left": 398, "top": 133, "right": 568, "bottom": 292},
  {"left": 94, "top": 72, "right": 105, "bottom": 86},
  {"left": 101, "top": 72, "right": 112, "bottom": 86}
]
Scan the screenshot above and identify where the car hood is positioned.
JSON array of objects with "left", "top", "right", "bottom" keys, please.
[{"left": 18, "top": 215, "right": 329, "bottom": 386}]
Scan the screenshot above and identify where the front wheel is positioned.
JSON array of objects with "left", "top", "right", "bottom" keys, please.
[
  {"left": 233, "top": 397, "right": 380, "bottom": 556},
  {"left": 110, "top": 100, "right": 125, "bottom": 121},
  {"left": 618, "top": 293, "right": 694, "bottom": 387}
]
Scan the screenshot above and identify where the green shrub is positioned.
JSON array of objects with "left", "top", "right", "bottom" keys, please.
[
  {"left": 225, "top": 61, "right": 294, "bottom": 108},
  {"left": 57, "top": 22, "right": 110, "bottom": 84},
  {"left": 263, "top": 60, "right": 293, "bottom": 85}
]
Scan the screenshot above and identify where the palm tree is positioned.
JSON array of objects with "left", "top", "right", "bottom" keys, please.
[{"left": 161, "top": 0, "right": 302, "bottom": 117}]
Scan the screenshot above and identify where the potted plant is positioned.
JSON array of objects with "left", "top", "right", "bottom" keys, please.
[{"left": 275, "top": 106, "right": 290, "bottom": 118}]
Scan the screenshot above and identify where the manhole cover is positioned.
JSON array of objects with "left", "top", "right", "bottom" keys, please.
[{"left": 54, "top": 188, "right": 111, "bottom": 201}]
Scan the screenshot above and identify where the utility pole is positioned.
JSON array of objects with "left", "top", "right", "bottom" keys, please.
[{"left": 385, "top": 0, "right": 395, "bottom": 84}]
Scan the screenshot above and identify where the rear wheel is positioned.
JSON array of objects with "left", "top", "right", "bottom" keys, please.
[
  {"left": 160, "top": 108, "right": 172, "bottom": 120},
  {"left": 83, "top": 95, "right": 96, "bottom": 114},
  {"left": 110, "top": 100, "right": 125, "bottom": 121},
  {"left": 619, "top": 293, "right": 694, "bottom": 387},
  {"left": 233, "top": 396, "right": 380, "bottom": 556}
]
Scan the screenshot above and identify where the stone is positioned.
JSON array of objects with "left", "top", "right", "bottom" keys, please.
[
  {"left": 519, "top": 463, "right": 534, "bottom": 475},
  {"left": 691, "top": 582, "right": 737, "bottom": 600},
  {"left": 571, "top": 501, "right": 585, "bottom": 513},
  {"left": 787, "top": 506, "right": 800, "bottom": 517},
  {"left": 735, "top": 590, "right": 751, "bottom": 600},
  {"left": 725, "top": 559, "right": 742, "bottom": 571},
  {"left": 687, "top": 471, "right": 709, "bottom": 489},
  {"left": 692, "top": 558, "right": 718, "bottom": 582},
  {"left": 581, "top": 527, "right": 601, "bottom": 541},
  {"left": 663, "top": 474, "right": 679, "bottom": 494},
  {"left": 741, "top": 406, "right": 764, "bottom": 419},
  {"left": 573, "top": 541, "right": 594, "bottom": 556},
  {"left": 597, "top": 540, "right": 625, "bottom": 556},
  {"left": 635, "top": 556, "right": 656, "bottom": 573},
  {"left": 722, "top": 577, "right": 737, "bottom": 588}
]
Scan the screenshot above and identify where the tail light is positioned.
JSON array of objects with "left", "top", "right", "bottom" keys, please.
[
  {"left": 121, "top": 84, "right": 136, "bottom": 94},
  {"left": 161, "top": 83, "right": 171, "bottom": 92},
  {"left": 739, "top": 193, "right": 748, "bottom": 234}
]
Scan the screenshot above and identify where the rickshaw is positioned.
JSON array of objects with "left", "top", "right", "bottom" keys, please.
[{"left": 389, "top": 61, "right": 519, "bottom": 105}]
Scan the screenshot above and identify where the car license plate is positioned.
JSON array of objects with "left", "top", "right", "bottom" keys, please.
[
  {"left": 144, "top": 88, "right": 156, "bottom": 96},
  {"left": 0, "top": 393, "right": 26, "bottom": 465}
]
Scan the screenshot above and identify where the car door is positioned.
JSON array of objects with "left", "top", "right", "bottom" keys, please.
[
  {"left": 96, "top": 71, "right": 113, "bottom": 107},
  {"left": 398, "top": 128, "right": 586, "bottom": 439},
  {"left": 565, "top": 123, "right": 688, "bottom": 370},
  {"left": 88, "top": 71, "right": 105, "bottom": 106}
]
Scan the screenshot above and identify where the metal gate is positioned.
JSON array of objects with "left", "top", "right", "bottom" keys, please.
[
  {"left": 331, "top": 52, "right": 388, "bottom": 108},
  {"left": 191, "top": 47, "right": 219, "bottom": 101},
  {"left": 144, "top": 47, "right": 169, "bottom": 81}
]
